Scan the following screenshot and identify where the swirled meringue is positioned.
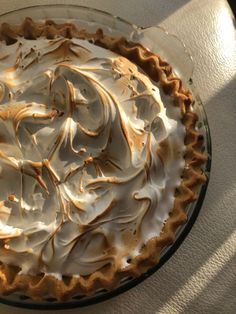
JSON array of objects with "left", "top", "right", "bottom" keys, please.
[{"left": 0, "top": 36, "right": 185, "bottom": 276}]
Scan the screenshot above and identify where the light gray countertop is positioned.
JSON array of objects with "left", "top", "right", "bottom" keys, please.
[{"left": 0, "top": 0, "right": 235, "bottom": 313}]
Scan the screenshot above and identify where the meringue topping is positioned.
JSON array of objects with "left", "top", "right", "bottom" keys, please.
[{"left": 0, "top": 37, "right": 185, "bottom": 276}]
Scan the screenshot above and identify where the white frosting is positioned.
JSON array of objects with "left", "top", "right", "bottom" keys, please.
[{"left": 0, "top": 37, "right": 185, "bottom": 276}]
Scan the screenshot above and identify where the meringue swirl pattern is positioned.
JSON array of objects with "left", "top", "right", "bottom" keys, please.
[{"left": 0, "top": 37, "right": 185, "bottom": 277}]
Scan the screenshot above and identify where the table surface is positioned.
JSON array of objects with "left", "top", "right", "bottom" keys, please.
[{"left": 0, "top": 0, "right": 235, "bottom": 313}]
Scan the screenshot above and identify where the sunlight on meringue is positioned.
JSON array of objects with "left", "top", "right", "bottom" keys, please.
[
  {"left": 157, "top": 229, "right": 236, "bottom": 314},
  {"left": 3, "top": 71, "right": 19, "bottom": 88}
]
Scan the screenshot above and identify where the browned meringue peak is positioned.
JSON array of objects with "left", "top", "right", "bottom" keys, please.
[{"left": 0, "top": 35, "right": 186, "bottom": 277}]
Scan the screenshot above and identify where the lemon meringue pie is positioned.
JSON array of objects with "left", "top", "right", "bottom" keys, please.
[{"left": 0, "top": 18, "right": 206, "bottom": 300}]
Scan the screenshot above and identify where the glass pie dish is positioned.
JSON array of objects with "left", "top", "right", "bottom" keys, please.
[{"left": 0, "top": 4, "right": 211, "bottom": 310}]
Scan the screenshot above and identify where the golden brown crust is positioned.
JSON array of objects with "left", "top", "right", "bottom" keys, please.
[{"left": 0, "top": 18, "right": 207, "bottom": 301}]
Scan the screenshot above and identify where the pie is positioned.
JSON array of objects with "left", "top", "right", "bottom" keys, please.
[{"left": 0, "top": 18, "right": 206, "bottom": 301}]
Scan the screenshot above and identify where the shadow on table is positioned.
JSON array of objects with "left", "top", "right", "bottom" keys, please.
[
  {"left": 83, "top": 0, "right": 192, "bottom": 27},
  {"left": 140, "top": 0, "right": 192, "bottom": 25}
]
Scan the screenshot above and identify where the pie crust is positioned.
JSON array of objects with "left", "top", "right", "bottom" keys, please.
[{"left": 0, "top": 18, "right": 206, "bottom": 301}]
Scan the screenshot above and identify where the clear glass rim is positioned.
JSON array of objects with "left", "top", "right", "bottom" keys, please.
[
  {"left": 0, "top": 4, "right": 139, "bottom": 29},
  {"left": 0, "top": 4, "right": 212, "bottom": 310}
]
